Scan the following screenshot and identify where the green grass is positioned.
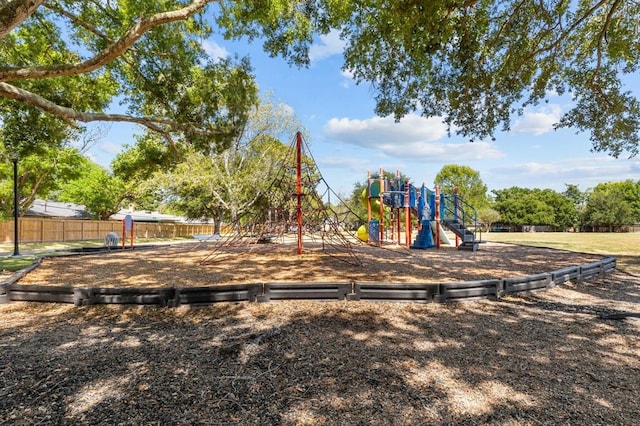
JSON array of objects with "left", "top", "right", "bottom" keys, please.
[
  {"left": 0, "top": 255, "right": 36, "bottom": 273},
  {"left": 483, "top": 232, "right": 640, "bottom": 275},
  {"left": 2, "top": 233, "right": 638, "bottom": 276},
  {"left": 0, "top": 237, "right": 194, "bottom": 273}
]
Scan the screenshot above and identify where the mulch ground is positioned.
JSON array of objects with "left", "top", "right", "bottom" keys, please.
[
  {"left": 15, "top": 241, "right": 609, "bottom": 287},
  {"left": 1, "top": 241, "right": 639, "bottom": 424}
]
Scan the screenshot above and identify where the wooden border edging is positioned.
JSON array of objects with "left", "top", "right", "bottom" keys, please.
[
  {"left": 502, "top": 273, "right": 551, "bottom": 296},
  {"left": 7, "top": 283, "right": 76, "bottom": 304},
  {"left": 551, "top": 266, "right": 580, "bottom": 286},
  {"left": 176, "top": 285, "right": 259, "bottom": 306},
  {"left": 82, "top": 287, "right": 176, "bottom": 306},
  {"left": 349, "top": 283, "right": 437, "bottom": 303},
  {"left": 1, "top": 257, "right": 618, "bottom": 306},
  {"left": 436, "top": 279, "right": 502, "bottom": 302},
  {"left": 260, "top": 282, "right": 352, "bottom": 302}
]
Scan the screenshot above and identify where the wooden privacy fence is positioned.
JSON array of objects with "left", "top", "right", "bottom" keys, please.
[
  {"left": 0, "top": 218, "right": 216, "bottom": 243},
  {"left": 0, "top": 256, "right": 616, "bottom": 306}
]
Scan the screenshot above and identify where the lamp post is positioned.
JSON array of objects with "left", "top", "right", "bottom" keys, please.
[{"left": 10, "top": 151, "right": 19, "bottom": 257}]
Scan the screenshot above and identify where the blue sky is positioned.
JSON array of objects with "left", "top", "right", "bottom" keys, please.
[{"left": 89, "top": 31, "right": 640, "bottom": 198}]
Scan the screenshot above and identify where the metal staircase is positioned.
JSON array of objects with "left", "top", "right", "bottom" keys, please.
[
  {"left": 440, "top": 193, "right": 481, "bottom": 251},
  {"left": 442, "top": 219, "right": 480, "bottom": 251}
]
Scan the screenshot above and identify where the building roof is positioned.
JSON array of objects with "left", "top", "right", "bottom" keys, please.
[
  {"left": 27, "top": 199, "right": 210, "bottom": 223},
  {"left": 110, "top": 209, "right": 186, "bottom": 223},
  {"left": 26, "top": 199, "right": 93, "bottom": 219}
]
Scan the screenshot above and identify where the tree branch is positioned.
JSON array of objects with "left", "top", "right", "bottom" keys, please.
[
  {"left": 22, "top": 169, "right": 49, "bottom": 212},
  {"left": 0, "top": 0, "right": 215, "bottom": 82},
  {"left": 588, "top": 0, "right": 622, "bottom": 89},
  {"left": 43, "top": 3, "right": 112, "bottom": 43},
  {"left": 0, "top": 0, "right": 46, "bottom": 39},
  {"left": 514, "top": 0, "right": 610, "bottom": 74},
  {"left": 0, "top": 82, "right": 224, "bottom": 141}
]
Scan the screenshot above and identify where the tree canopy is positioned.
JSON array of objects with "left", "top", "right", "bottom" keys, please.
[
  {"left": 219, "top": 0, "right": 640, "bottom": 157},
  {"left": 57, "top": 158, "right": 126, "bottom": 220},
  {"left": 2, "top": 1, "right": 639, "bottom": 158},
  {"left": 582, "top": 180, "right": 640, "bottom": 230},
  {"left": 1, "top": 0, "right": 258, "bottom": 155},
  {"left": 434, "top": 164, "right": 489, "bottom": 209},
  {"left": 154, "top": 99, "right": 304, "bottom": 231},
  {"left": 492, "top": 187, "right": 578, "bottom": 230},
  {"left": 0, "top": 144, "right": 86, "bottom": 218}
]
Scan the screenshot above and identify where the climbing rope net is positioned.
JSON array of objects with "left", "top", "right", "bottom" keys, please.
[{"left": 199, "top": 132, "right": 363, "bottom": 266}]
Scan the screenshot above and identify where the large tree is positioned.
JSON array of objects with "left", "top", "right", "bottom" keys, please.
[
  {"left": 563, "top": 183, "right": 588, "bottom": 229},
  {"left": 434, "top": 164, "right": 489, "bottom": 209},
  {"left": 56, "top": 132, "right": 181, "bottom": 220},
  {"left": 492, "top": 186, "right": 578, "bottom": 230},
  {"left": 220, "top": 0, "right": 640, "bottom": 157},
  {"left": 582, "top": 180, "right": 640, "bottom": 230},
  {"left": 156, "top": 100, "right": 303, "bottom": 232},
  {"left": 57, "top": 158, "right": 127, "bottom": 220},
  {"left": 2, "top": 1, "right": 639, "bottom": 157},
  {"left": 1, "top": 0, "right": 258, "bottom": 155},
  {"left": 583, "top": 189, "right": 635, "bottom": 231},
  {"left": 0, "top": 145, "right": 86, "bottom": 218}
]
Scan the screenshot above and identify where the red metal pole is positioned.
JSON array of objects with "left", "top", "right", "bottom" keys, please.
[
  {"left": 379, "top": 168, "right": 384, "bottom": 245},
  {"left": 397, "top": 209, "right": 401, "bottom": 245},
  {"left": 454, "top": 186, "right": 460, "bottom": 248},
  {"left": 405, "top": 180, "right": 411, "bottom": 248},
  {"left": 396, "top": 171, "right": 401, "bottom": 245},
  {"left": 435, "top": 185, "right": 441, "bottom": 249},
  {"left": 367, "top": 171, "right": 372, "bottom": 224},
  {"left": 296, "top": 131, "right": 303, "bottom": 255}
]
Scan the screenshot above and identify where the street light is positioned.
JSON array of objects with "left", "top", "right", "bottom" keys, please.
[{"left": 10, "top": 151, "right": 19, "bottom": 257}]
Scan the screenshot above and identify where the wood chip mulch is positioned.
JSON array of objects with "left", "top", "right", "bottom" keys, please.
[
  {"left": 15, "top": 241, "right": 609, "bottom": 287},
  {"left": 1, "top": 242, "right": 639, "bottom": 424}
]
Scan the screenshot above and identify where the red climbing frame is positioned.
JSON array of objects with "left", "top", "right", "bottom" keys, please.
[{"left": 296, "top": 131, "right": 303, "bottom": 255}]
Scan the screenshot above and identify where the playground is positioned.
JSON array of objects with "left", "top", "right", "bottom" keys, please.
[
  {"left": 1, "top": 247, "right": 638, "bottom": 424},
  {"left": 1, "top": 207, "right": 639, "bottom": 424},
  {"left": 1, "top": 132, "right": 639, "bottom": 423},
  {"left": 12, "top": 240, "right": 608, "bottom": 288}
]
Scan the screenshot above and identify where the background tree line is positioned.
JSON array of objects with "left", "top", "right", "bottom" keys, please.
[
  {"left": 338, "top": 165, "right": 640, "bottom": 233},
  {"left": 1, "top": 97, "right": 332, "bottom": 234},
  {"left": 1, "top": 1, "right": 639, "bottom": 233},
  {"left": 2, "top": 131, "right": 639, "bottom": 233}
]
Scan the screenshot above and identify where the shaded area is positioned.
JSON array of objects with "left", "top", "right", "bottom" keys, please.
[
  {"left": 15, "top": 242, "right": 606, "bottom": 288},
  {"left": 615, "top": 255, "right": 640, "bottom": 276},
  {"left": 1, "top": 271, "right": 638, "bottom": 424}
]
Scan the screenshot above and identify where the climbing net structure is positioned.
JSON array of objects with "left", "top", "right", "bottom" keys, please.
[{"left": 200, "top": 132, "right": 363, "bottom": 266}]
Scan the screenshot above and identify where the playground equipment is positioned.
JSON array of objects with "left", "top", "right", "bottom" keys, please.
[
  {"left": 122, "top": 214, "right": 134, "bottom": 250},
  {"left": 362, "top": 169, "right": 481, "bottom": 251},
  {"left": 200, "top": 131, "right": 362, "bottom": 266}
]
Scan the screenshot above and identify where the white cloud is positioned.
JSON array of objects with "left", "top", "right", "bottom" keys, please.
[
  {"left": 323, "top": 114, "right": 504, "bottom": 162},
  {"left": 512, "top": 104, "right": 562, "bottom": 135},
  {"left": 340, "top": 68, "right": 355, "bottom": 88},
  {"left": 326, "top": 114, "right": 447, "bottom": 143},
  {"left": 319, "top": 155, "right": 371, "bottom": 172},
  {"left": 201, "top": 40, "right": 229, "bottom": 61},
  {"left": 99, "top": 142, "right": 124, "bottom": 155},
  {"left": 488, "top": 156, "right": 640, "bottom": 191},
  {"left": 309, "top": 30, "right": 345, "bottom": 62},
  {"left": 341, "top": 68, "right": 354, "bottom": 79}
]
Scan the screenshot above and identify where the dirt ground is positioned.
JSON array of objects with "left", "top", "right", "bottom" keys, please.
[
  {"left": 16, "top": 241, "right": 608, "bottom": 287},
  {"left": 1, "top": 241, "right": 639, "bottom": 424}
]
